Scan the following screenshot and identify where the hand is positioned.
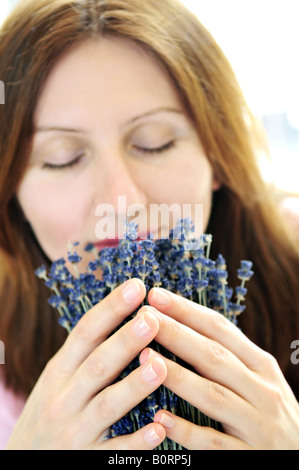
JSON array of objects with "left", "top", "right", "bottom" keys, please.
[
  {"left": 7, "top": 279, "right": 167, "bottom": 450},
  {"left": 143, "top": 287, "right": 299, "bottom": 450}
]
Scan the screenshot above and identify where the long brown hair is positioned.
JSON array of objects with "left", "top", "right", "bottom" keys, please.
[{"left": 0, "top": 0, "right": 298, "bottom": 398}]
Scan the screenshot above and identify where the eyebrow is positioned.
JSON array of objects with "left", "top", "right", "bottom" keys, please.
[
  {"left": 126, "top": 107, "right": 184, "bottom": 125},
  {"left": 35, "top": 126, "right": 87, "bottom": 134},
  {"left": 35, "top": 107, "right": 184, "bottom": 134}
]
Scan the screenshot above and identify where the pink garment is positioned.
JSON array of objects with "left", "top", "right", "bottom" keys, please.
[{"left": 0, "top": 370, "right": 26, "bottom": 449}]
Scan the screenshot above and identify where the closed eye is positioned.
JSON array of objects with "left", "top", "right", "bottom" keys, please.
[
  {"left": 133, "top": 141, "right": 175, "bottom": 154},
  {"left": 42, "top": 153, "right": 84, "bottom": 170}
]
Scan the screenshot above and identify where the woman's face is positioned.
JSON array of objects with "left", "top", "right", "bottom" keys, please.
[{"left": 17, "top": 37, "right": 218, "bottom": 262}]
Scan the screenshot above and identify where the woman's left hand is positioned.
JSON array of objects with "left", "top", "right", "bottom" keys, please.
[{"left": 139, "top": 287, "right": 299, "bottom": 450}]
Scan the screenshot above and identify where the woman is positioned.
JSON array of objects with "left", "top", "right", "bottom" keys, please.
[{"left": 0, "top": 0, "right": 298, "bottom": 450}]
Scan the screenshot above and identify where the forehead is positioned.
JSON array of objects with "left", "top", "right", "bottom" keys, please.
[{"left": 33, "top": 37, "right": 183, "bottom": 128}]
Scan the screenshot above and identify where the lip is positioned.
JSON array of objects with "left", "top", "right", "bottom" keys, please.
[
  {"left": 92, "top": 231, "right": 157, "bottom": 250},
  {"left": 93, "top": 239, "right": 121, "bottom": 250}
]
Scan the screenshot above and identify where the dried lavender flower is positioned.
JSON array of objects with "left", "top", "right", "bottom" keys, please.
[{"left": 35, "top": 218, "right": 253, "bottom": 449}]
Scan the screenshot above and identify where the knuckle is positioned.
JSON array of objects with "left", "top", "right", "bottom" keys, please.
[
  {"left": 262, "top": 351, "right": 279, "bottom": 372},
  {"left": 118, "top": 323, "right": 137, "bottom": 353},
  {"left": 206, "top": 339, "right": 227, "bottom": 366},
  {"left": 180, "top": 421, "right": 194, "bottom": 444},
  {"left": 257, "top": 350, "right": 281, "bottom": 377},
  {"left": 85, "top": 350, "right": 106, "bottom": 380},
  {"left": 211, "top": 311, "right": 229, "bottom": 332},
  {"left": 40, "top": 353, "right": 65, "bottom": 383},
  {"left": 95, "top": 388, "right": 117, "bottom": 422},
  {"left": 178, "top": 295, "right": 192, "bottom": 315},
  {"left": 167, "top": 319, "right": 181, "bottom": 343},
  {"left": 41, "top": 356, "right": 57, "bottom": 381},
  {"left": 205, "top": 430, "right": 226, "bottom": 450},
  {"left": 270, "top": 387, "right": 284, "bottom": 408},
  {"left": 264, "top": 382, "right": 285, "bottom": 409},
  {"left": 128, "top": 372, "right": 144, "bottom": 397},
  {"left": 73, "top": 313, "right": 93, "bottom": 343},
  {"left": 205, "top": 381, "right": 226, "bottom": 408},
  {"left": 170, "top": 361, "right": 185, "bottom": 385},
  {"left": 106, "top": 290, "right": 125, "bottom": 320}
]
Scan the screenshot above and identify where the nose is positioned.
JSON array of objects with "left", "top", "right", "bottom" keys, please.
[{"left": 92, "top": 149, "right": 148, "bottom": 230}]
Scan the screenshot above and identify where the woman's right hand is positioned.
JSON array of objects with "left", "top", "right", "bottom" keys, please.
[{"left": 6, "top": 278, "right": 167, "bottom": 450}]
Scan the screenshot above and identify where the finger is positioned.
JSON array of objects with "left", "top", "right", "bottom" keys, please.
[
  {"left": 144, "top": 306, "right": 258, "bottom": 404},
  {"left": 54, "top": 278, "right": 146, "bottom": 373},
  {"left": 68, "top": 308, "right": 161, "bottom": 408},
  {"left": 82, "top": 355, "right": 167, "bottom": 442},
  {"left": 140, "top": 348, "right": 257, "bottom": 441},
  {"left": 97, "top": 423, "right": 166, "bottom": 450},
  {"left": 148, "top": 287, "right": 267, "bottom": 372},
  {"left": 154, "top": 410, "right": 252, "bottom": 450}
]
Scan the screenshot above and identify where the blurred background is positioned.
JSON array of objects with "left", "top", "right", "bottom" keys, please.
[
  {"left": 1, "top": 0, "right": 298, "bottom": 194},
  {"left": 181, "top": 0, "right": 299, "bottom": 195}
]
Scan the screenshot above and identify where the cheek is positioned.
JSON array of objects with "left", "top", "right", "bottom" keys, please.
[
  {"left": 17, "top": 175, "right": 92, "bottom": 259},
  {"left": 138, "top": 155, "right": 214, "bottom": 234},
  {"left": 156, "top": 156, "right": 213, "bottom": 204}
]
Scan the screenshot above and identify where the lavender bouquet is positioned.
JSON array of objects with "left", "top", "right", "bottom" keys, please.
[{"left": 35, "top": 218, "right": 253, "bottom": 449}]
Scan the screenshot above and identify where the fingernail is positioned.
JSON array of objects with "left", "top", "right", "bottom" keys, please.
[
  {"left": 152, "top": 288, "right": 170, "bottom": 306},
  {"left": 158, "top": 412, "right": 175, "bottom": 429},
  {"left": 122, "top": 279, "right": 142, "bottom": 302},
  {"left": 142, "top": 361, "right": 160, "bottom": 382},
  {"left": 133, "top": 315, "right": 152, "bottom": 337},
  {"left": 139, "top": 348, "right": 152, "bottom": 365},
  {"left": 144, "top": 427, "right": 161, "bottom": 444}
]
